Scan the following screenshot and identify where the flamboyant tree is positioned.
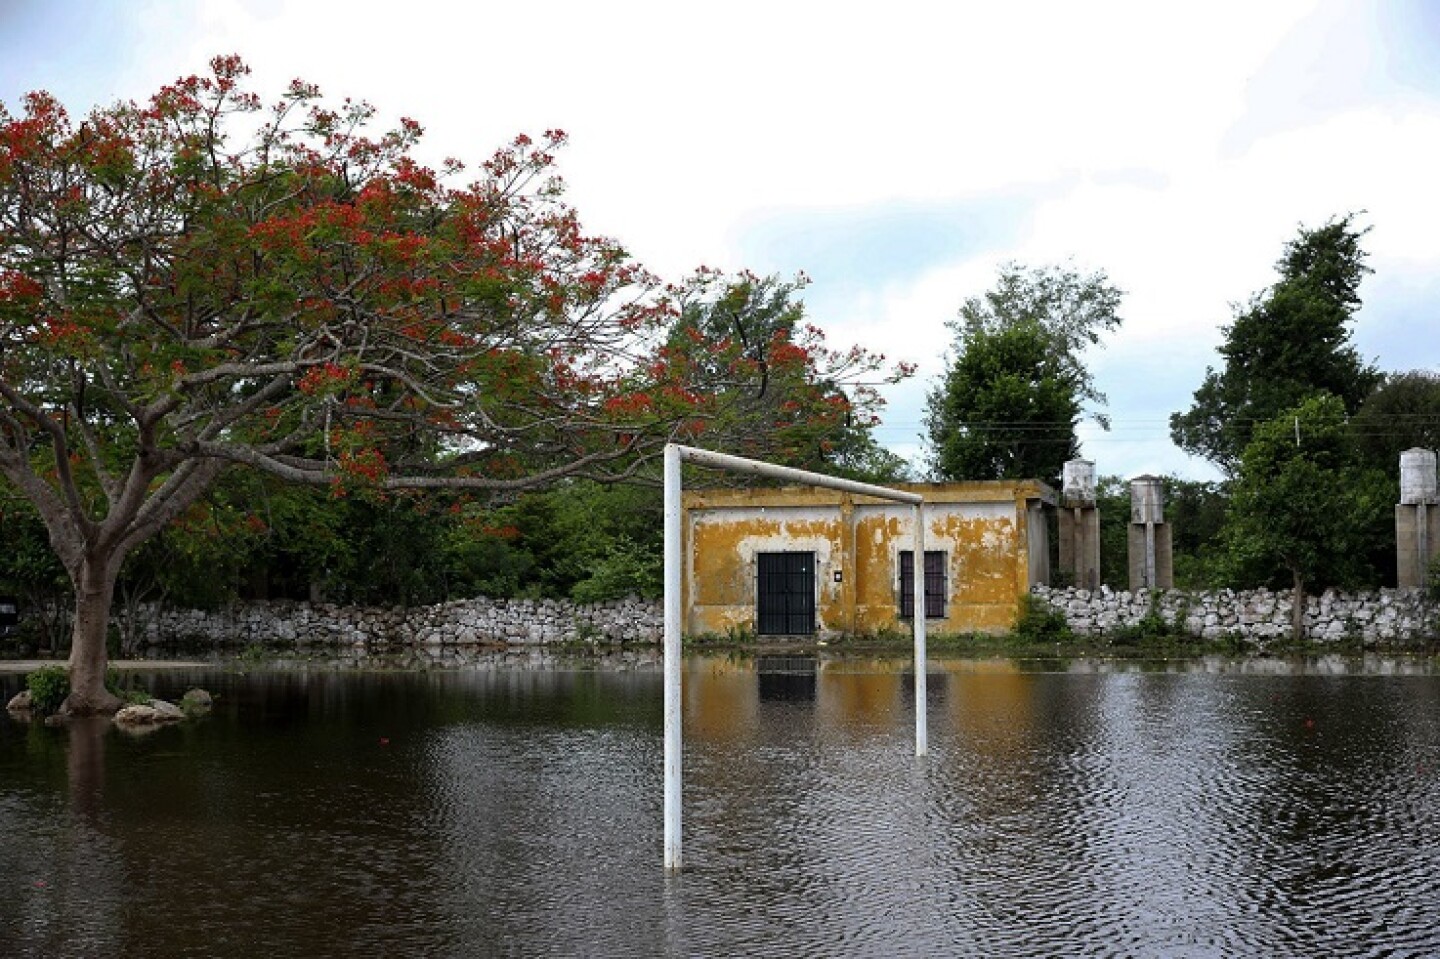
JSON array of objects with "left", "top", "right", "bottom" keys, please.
[
  {"left": 666, "top": 270, "right": 912, "bottom": 481},
  {"left": 0, "top": 57, "right": 904, "bottom": 712}
]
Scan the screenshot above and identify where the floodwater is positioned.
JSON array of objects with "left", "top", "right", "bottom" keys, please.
[{"left": 3, "top": 652, "right": 1440, "bottom": 958}]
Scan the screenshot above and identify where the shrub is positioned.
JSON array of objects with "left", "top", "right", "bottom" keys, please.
[
  {"left": 1012, "top": 595, "right": 1073, "bottom": 644},
  {"left": 569, "top": 538, "right": 662, "bottom": 604},
  {"left": 25, "top": 665, "right": 69, "bottom": 714},
  {"left": 1108, "top": 604, "right": 1187, "bottom": 647}
]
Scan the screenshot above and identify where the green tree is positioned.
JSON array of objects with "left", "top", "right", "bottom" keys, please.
[
  {"left": 0, "top": 490, "right": 71, "bottom": 652},
  {"left": 1094, "top": 475, "right": 1131, "bottom": 588},
  {"left": 1171, "top": 215, "right": 1381, "bottom": 473},
  {"left": 1349, "top": 369, "right": 1440, "bottom": 472},
  {"left": 1163, "top": 476, "right": 1230, "bottom": 589},
  {"left": 927, "top": 263, "right": 1123, "bottom": 483},
  {"left": 926, "top": 320, "right": 1082, "bottom": 483},
  {"left": 436, "top": 481, "right": 662, "bottom": 602},
  {"left": 1222, "top": 394, "right": 1391, "bottom": 639},
  {"left": 952, "top": 261, "right": 1124, "bottom": 424}
]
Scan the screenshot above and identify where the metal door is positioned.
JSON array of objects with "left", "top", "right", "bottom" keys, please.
[{"left": 756, "top": 552, "right": 816, "bottom": 635}]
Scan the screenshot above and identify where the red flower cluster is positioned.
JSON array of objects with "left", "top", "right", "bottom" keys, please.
[{"left": 297, "top": 362, "right": 353, "bottom": 395}]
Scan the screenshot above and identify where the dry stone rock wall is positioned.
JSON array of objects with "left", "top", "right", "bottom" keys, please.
[
  {"left": 118, "top": 587, "right": 1439, "bottom": 652},
  {"left": 128, "top": 596, "right": 663, "bottom": 651},
  {"left": 1031, "top": 584, "right": 1437, "bottom": 646}
]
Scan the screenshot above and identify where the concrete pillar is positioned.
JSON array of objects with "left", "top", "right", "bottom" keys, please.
[
  {"left": 1058, "top": 459, "right": 1101, "bottom": 590},
  {"left": 1397, "top": 448, "right": 1440, "bottom": 589},
  {"left": 1127, "top": 475, "right": 1173, "bottom": 590},
  {"left": 838, "top": 492, "right": 857, "bottom": 633}
]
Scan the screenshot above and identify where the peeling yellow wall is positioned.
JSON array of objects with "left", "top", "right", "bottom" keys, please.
[{"left": 683, "top": 481, "right": 1055, "bottom": 638}]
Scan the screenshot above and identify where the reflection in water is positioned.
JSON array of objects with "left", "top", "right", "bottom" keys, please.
[
  {"left": 0, "top": 717, "right": 125, "bottom": 955},
  {"left": 756, "top": 654, "right": 817, "bottom": 702},
  {"left": 66, "top": 716, "right": 108, "bottom": 824},
  {"left": 0, "top": 658, "right": 1438, "bottom": 956}
]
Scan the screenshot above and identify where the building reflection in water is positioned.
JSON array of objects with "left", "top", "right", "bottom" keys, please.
[{"left": 756, "top": 655, "right": 817, "bottom": 702}]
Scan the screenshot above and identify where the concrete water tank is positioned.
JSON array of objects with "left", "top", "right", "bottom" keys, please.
[
  {"left": 1400, "top": 448, "right": 1438, "bottom": 505},
  {"left": 1062, "top": 459, "right": 1096, "bottom": 505},
  {"left": 1130, "top": 475, "right": 1164, "bottom": 524}
]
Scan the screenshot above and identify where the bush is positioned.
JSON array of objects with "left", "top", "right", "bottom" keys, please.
[
  {"left": 1012, "top": 595, "right": 1073, "bottom": 644},
  {"left": 1108, "top": 605, "right": 1187, "bottom": 648},
  {"left": 25, "top": 665, "right": 69, "bottom": 714},
  {"left": 569, "top": 538, "right": 662, "bottom": 604}
]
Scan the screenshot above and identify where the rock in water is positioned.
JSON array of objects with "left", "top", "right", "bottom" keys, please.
[{"left": 114, "top": 700, "right": 184, "bottom": 727}]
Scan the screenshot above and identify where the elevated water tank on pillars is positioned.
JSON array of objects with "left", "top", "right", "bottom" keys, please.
[
  {"left": 1062, "top": 459, "right": 1096, "bottom": 506},
  {"left": 1130, "top": 475, "right": 1164, "bottom": 524},
  {"left": 1397, "top": 448, "right": 1440, "bottom": 588},
  {"left": 1400, "top": 448, "right": 1438, "bottom": 505}
]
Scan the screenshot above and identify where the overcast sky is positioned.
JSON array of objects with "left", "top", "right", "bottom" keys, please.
[{"left": 3, "top": 0, "right": 1437, "bottom": 481}]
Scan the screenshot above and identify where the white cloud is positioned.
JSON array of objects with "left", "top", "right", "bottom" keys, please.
[{"left": 5, "top": 0, "right": 1437, "bottom": 482}]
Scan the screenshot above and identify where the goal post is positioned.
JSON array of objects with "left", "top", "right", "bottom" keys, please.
[{"left": 663, "top": 443, "right": 929, "bottom": 872}]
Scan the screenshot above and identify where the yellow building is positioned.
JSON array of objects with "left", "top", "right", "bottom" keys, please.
[{"left": 683, "top": 480, "right": 1055, "bottom": 638}]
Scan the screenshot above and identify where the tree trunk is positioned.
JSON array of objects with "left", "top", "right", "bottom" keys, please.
[
  {"left": 1290, "top": 568, "right": 1306, "bottom": 643},
  {"left": 63, "top": 557, "right": 123, "bottom": 715}
]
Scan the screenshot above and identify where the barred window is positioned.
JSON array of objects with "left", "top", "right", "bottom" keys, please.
[{"left": 899, "top": 551, "right": 947, "bottom": 619}]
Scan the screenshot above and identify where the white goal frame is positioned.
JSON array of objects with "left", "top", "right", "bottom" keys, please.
[{"left": 663, "top": 443, "right": 929, "bottom": 871}]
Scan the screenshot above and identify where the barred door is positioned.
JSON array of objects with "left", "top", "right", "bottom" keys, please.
[{"left": 756, "top": 552, "right": 816, "bottom": 635}]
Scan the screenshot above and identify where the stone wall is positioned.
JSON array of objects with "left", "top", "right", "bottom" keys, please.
[
  {"left": 125, "top": 596, "right": 664, "bottom": 651},
  {"left": 1031, "top": 584, "right": 1437, "bottom": 646}
]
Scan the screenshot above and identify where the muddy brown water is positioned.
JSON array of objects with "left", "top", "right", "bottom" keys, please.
[{"left": 3, "top": 654, "right": 1439, "bottom": 957}]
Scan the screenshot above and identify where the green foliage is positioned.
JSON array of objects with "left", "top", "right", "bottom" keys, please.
[
  {"left": 0, "top": 490, "right": 72, "bottom": 650},
  {"left": 118, "top": 474, "right": 270, "bottom": 609},
  {"left": 1350, "top": 370, "right": 1440, "bottom": 472},
  {"left": 1095, "top": 476, "right": 1132, "bottom": 588},
  {"left": 438, "top": 481, "right": 663, "bottom": 603},
  {"left": 569, "top": 537, "right": 662, "bottom": 604},
  {"left": 1164, "top": 477, "right": 1231, "bottom": 589},
  {"left": 105, "top": 668, "right": 150, "bottom": 705},
  {"left": 1171, "top": 215, "right": 1381, "bottom": 473},
  {"left": 1011, "top": 594, "right": 1074, "bottom": 644},
  {"left": 235, "top": 643, "right": 268, "bottom": 664},
  {"left": 953, "top": 261, "right": 1125, "bottom": 420},
  {"left": 927, "top": 321, "right": 1082, "bottom": 483},
  {"left": 25, "top": 665, "right": 69, "bottom": 714},
  {"left": 1106, "top": 603, "right": 1192, "bottom": 648},
  {"left": 683, "top": 622, "right": 760, "bottom": 647},
  {"left": 927, "top": 262, "right": 1122, "bottom": 483},
  {"left": 723, "top": 622, "right": 756, "bottom": 645},
  {"left": 667, "top": 271, "right": 911, "bottom": 479},
  {"left": 824, "top": 432, "right": 914, "bottom": 485},
  {"left": 436, "top": 518, "right": 537, "bottom": 600},
  {"left": 1221, "top": 394, "right": 1391, "bottom": 597}
]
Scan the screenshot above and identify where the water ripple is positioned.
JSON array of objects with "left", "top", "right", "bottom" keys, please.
[{"left": 2, "top": 664, "right": 1438, "bottom": 956}]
